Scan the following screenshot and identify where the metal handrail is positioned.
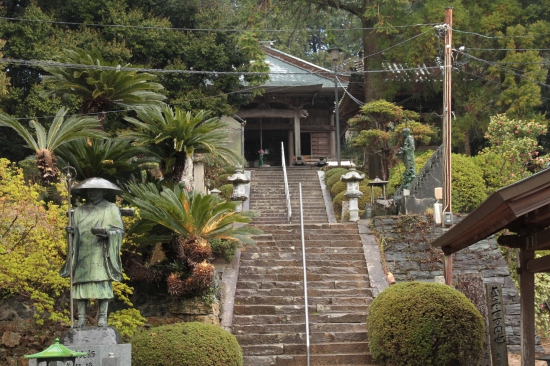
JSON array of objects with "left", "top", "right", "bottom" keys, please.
[
  {"left": 299, "top": 183, "right": 311, "bottom": 366},
  {"left": 281, "top": 142, "right": 292, "bottom": 223}
]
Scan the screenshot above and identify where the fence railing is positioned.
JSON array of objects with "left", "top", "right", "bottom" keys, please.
[
  {"left": 299, "top": 183, "right": 311, "bottom": 366},
  {"left": 281, "top": 142, "right": 292, "bottom": 223}
]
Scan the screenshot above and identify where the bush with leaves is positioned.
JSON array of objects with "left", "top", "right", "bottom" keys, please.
[
  {"left": 132, "top": 322, "right": 243, "bottom": 366},
  {"left": 367, "top": 282, "right": 484, "bottom": 366},
  {"left": 451, "top": 154, "right": 487, "bottom": 213},
  {"left": 123, "top": 183, "right": 260, "bottom": 296},
  {"left": 0, "top": 158, "right": 69, "bottom": 324}
]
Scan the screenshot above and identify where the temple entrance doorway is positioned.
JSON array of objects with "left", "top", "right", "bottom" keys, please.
[{"left": 244, "top": 129, "right": 289, "bottom": 167}]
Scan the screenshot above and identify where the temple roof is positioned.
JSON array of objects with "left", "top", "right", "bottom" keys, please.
[{"left": 261, "top": 46, "right": 348, "bottom": 93}]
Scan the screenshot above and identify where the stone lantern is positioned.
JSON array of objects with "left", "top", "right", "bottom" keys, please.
[
  {"left": 24, "top": 338, "right": 87, "bottom": 366},
  {"left": 227, "top": 165, "right": 249, "bottom": 212},
  {"left": 340, "top": 167, "right": 365, "bottom": 222}
]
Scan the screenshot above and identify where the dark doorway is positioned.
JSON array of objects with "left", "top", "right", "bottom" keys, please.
[
  {"left": 300, "top": 133, "right": 311, "bottom": 156},
  {"left": 244, "top": 129, "right": 288, "bottom": 166}
]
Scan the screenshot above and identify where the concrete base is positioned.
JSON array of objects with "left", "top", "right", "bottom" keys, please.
[{"left": 28, "top": 344, "right": 131, "bottom": 366}]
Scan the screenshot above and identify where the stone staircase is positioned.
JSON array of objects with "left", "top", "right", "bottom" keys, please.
[
  {"left": 232, "top": 224, "right": 374, "bottom": 366},
  {"left": 249, "top": 167, "right": 328, "bottom": 225}
]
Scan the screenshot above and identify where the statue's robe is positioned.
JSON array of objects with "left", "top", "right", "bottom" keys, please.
[{"left": 60, "top": 200, "right": 123, "bottom": 299}]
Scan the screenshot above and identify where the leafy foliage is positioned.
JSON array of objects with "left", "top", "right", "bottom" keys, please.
[
  {"left": 123, "top": 106, "right": 240, "bottom": 185},
  {"left": 367, "top": 282, "right": 485, "bottom": 366},
  {"left": 0, "top": 107, "right": 107, "bottom": 183},
  {"left": 0, "top": 158, "right": 69, "bottom": 324},
  {"left": 132, "top": 322, "right": 243, "bottom": 366}
]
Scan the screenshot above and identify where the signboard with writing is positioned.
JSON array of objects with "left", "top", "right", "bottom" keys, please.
[
  {"left": 457, "top": 273, "right": 491, "bottom": 366},
  {"left": 485, "top": 283, "right": 509, "bottom": 366}
]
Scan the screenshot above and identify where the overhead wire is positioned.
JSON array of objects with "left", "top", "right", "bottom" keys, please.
[
  {"left": 455, "top": 50, "right": 550, "bottom": 89},
  {"left": 0, "top": 16, "right": 438, "bottom": 32},
  {"left": 454, "top": 29, "right": 550, "bottom": 38}
]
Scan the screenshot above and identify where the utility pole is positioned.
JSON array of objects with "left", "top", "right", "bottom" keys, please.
[{"left": 443, "top": 6, "right": 453, "bottom": 286}]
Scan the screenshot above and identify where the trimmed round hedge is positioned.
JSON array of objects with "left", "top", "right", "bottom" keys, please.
[
  {"left": 132, "top": 322, "right": 243, "bottom": 366},
  {"left": 367, "top": 282, "right": 484, "bottom": 366}
]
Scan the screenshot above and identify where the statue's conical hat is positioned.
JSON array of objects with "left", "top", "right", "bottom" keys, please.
[{"left": 71, "top": 177, "right": 123, "bottom": 195}]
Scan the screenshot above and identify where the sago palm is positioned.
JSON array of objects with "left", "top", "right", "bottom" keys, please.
[
  {"left": 124, "top": 182, "right": 260, "bottom": 246},
  {"left": 0, "top": 107, "right": 108, "bottom": 183},
  {"left": 41, "top": 48, "right": 166, "bottom": 128},
  {"left": 55, "top": 138, "right": 158, "bottom": 184},
  {"left": 122, "top": 105, "right": 240, "bottom": 187},
  {"left": 123, "top": 182, "right": 260, "bottom": 295}
]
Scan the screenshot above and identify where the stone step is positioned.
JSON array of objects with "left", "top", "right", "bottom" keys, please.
[
  {"left": 235, "top": 295, "right": 371, "bottom": 306},
  {"left": 235, "top": 330, "right": 368, "bottom": 344},
  {"left": 239, "top": 259, "right": 367, "bottom": 268},
  {"left": 235, "top": 287, "right": 372, "bottom": 297},
  {"left": 240, "top": 251, "right": 365, "bottom": 260},
  {"left": 233, "top": 313, "right": 367, "bottom": 326},
  {"left": 233, "top": 304, "right": 370, "bottom": 316},
  {"left": 236, "top": 273, "right": 370, "bottom": 283},
  {"left": 238, "top": 266, "right": 368, "bottom": 275},
  {"left": 233, "top": 322, "right": 366, "bottom": 335},
  {"left": 254, "top": 240, "right": 362, "bottom": 248},
  {"left": 243, "top": 352, "right": 373, "bottom": 366},
  {"left": 242, "top": 341, "right": 369, "bottom": 356},
  {"left": 237, "top": 280, "right": 370, "bottom": 290}
]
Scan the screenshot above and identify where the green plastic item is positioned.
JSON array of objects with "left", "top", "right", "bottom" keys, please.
[{"left": 24, "top": 338, "right": 88, "bottom": 359}]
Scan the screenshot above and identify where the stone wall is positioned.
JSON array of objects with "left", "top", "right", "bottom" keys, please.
[
  {"left": 372, "top": 215, "right": 534, "bottom": 353},
  {"left": 0, "top": 285, "right": 220, "bottom": 366}
]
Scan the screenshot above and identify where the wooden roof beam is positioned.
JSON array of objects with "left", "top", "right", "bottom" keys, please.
[{"left": 497, "top": 227, "right": 550, "bottom": 251}]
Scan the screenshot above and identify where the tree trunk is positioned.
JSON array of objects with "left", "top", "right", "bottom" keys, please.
[
  {"left": 171, "top": 151, "right": 194, "bottom": 189},
  {"left": 180, "top": 154, "right": 194, "bottom": 189},
  {"left": 464, "top": 131, "right": 471, "bottom": 156},
  {"left": 361, "top": 17, "right": 385, "bottom": 103}
]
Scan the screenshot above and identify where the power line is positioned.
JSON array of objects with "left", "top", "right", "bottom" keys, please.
[
  {"left": 0, "top": 57, "right": 441, "bottom": 75},
  {"left": 465, "top": 48, "right": 550, "bottom": 51},
  {"left": 363, "top": 29, "right": 433, "bottom": 59},
  {"left": 454, "top": 29, "right": 550, "bottom": 38},
  {"left": 0, "top": 16, "right": 438, "bottom": 33},
  {"left": 456, "top": 50, "right": 550, "bottom": 88}
]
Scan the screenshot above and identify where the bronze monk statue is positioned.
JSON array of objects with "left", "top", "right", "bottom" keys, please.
[
  {"left": 398, "top": 128, "right": 416, "bottom": 190},
  {"left": 60, "top": 178, "right": 124, "bottom": 328}
]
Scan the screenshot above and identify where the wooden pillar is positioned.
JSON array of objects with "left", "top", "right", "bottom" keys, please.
[
  {"left": 330, "top": 113, "right": 336, "bottom": 157},
  {"left": 288, "top": 130, "right": 295, "bottom": 165},
  {"left": 294, "top": 111, "right": 301, "bottom": 157},
  {"left": 520, "top": 248, "right": 535, "bottom": 366}
]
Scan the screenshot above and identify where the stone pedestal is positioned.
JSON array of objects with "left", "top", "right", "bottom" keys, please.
[{"left": 29, "top": 327, "right": 131, "bottom": 366}]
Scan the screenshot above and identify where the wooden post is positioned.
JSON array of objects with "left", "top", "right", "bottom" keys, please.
[
  {"left": 294, "top": 112, "right": 301, "bottom": 157},
  {"left": 457, "top": 273, "right": 491, "bottom": 366},
  {"left": 442, "top": 6, "right": 454, "bottom": 286},
  {"left": 485, "top": 283, "right": 509, "bottom": 366},
  {"left": 520, "top": 248, "right": 535, "bottom": 366}
]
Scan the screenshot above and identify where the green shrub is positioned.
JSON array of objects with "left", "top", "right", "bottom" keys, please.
[
  {"left": 324, "top": 167, "right": 348, "bottom": 182},
  {"left": 132, "top": 322, "right": 243, "bottom": 366},
  {"left": 451, "top": 154, "right": 487, "bottom": 213},
  {"left": 210, "top": 238, "right": 238, "bottom": 262},
  {"left": 219, "top": 184, "right": 233, "bottom": 201},
  {"left": 386, "top": 149, "right": 435, "bottom": 196},
  {"left": 214, "top": 174, "right": 232, "bottom": 189},
  {"left": 472, "top": 152, "right": 523, "bottom": 195},
  {"left": 326, "top": 171, "right": 348, "bottom": 192},
  {"left": 367, "top": 282, "right": 484, "bottom": 366},
  {"left": 330, "top": 180, "right": 347, "bottom": 197}
]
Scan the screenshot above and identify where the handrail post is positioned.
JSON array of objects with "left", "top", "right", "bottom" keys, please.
[
  {"left": 299, "top": 183, "right": 311, "bottom": 366},
  {"left": 281, "top": 142, "right": 292, "bottom": 223}
]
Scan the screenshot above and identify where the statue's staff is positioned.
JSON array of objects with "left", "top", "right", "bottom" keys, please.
[{"left": 63, "top": 165, "right": 77, "bottom": 328}]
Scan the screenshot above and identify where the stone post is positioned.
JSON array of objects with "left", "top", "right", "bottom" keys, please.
[
  {"left": 340, "top": 168, "right": 365, "bottom": 222},
  {"left": 228, "top": 165, "right": 249, "bottom": 212}
]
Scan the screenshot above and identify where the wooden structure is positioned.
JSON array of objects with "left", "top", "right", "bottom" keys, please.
[
  {"left": 431, "top": 167, "right": 550, "bottom": 366},
  {"left": 237, "top": 44, "right": 348, "bottom": 166}
]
